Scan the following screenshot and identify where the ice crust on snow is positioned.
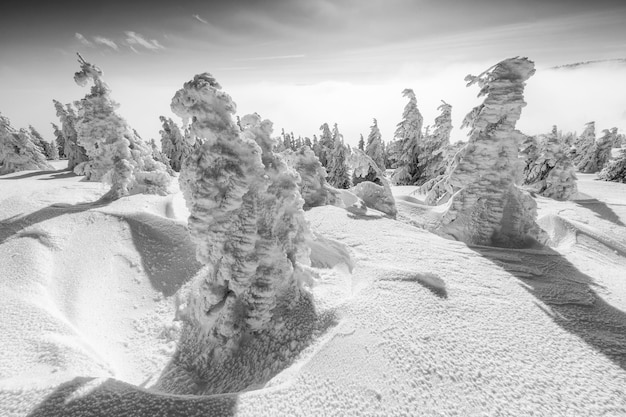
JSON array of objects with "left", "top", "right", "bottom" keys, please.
[{"left": 426, "top": 57, "right": 542, "bottom": 247}]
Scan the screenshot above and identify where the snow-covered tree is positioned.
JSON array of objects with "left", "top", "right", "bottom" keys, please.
[
  {"left": 391, "top": 89, "right": 423, "bottom": 185},
  {"left": 576, "top": 125, "right": 613, "bottom": 173},
  {"left": 570, "top": 121, "right": 595, "bottom": 167},
  {"left": 365, "top": 118, "right": 385, "bottom": 170},
  {"left": 165, "top": 73, "right": 312, "bottom": 384},
  {"left": 282, "top": 146, "right": 337, "bottom": 209},
  {"left": 598, "top": 148, "right": 626, "bottom": 182},
  {"left": 72, "top": 54, "right": 171, "bottom": 199},
  {"left": 426, "top": 57, "right": 542, "bottom": 247},
  {"left": 327, "top": 123, "right": 351, "bottom": 189},
  {"left": 51, "top": 123, "right": 66, "bottom": 159},
  {"left": 349, "top": 149, "right": 397, "bottom": 217},
  {"left": 159, "top": 116, "right": 194, "bottom": 172},
  {"left": 523, "top": 126, "right": 577, "bottom": 200},
  {"left": 358, "top": 134, "right": 364, "bottom": 151},
  {"left": 0, "top": 113, "right": 53, "bottom": 174},
  {"left": 317, "top": 123, "right": 334, "bottom": 167},
  {"left": 53, "top": 100, "right": 88, "bottom": 170},
  {"left": 28, "top": 125, "right": 47, "bottom": 155},
  {"left": 419, "top": 100, "right": 452, "bottom": 182}
]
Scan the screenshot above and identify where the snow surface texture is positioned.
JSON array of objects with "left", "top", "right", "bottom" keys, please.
[
  {"left": 3, "top": 163, "right": 626, "bottom": 416},
  {"left": 72, "top": 54, "right": 171, "bottom": 200},
  {"left": 0, "top": 113, "right": 52, "bottom": 175},
  {"left": 426, "top": 57, "right": 543, "bottom": 247},
  {"left": 281, "top": 146, "right": 338, "bottom": 209},
  {"left": 161, "top": 73, "right": 317, "bottom": 394},
  {"left": 348, "top": 149, "right": 397, "bottom": 217},
  {"left": 523, "top": 127, "right": 578, "bottom": 200}
]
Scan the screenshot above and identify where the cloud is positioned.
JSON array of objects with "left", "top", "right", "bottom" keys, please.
[
  {"left": 237, "top": 54, "right": 306, "bottom": 62},
  {"left": 75, "top": 33, "right": 93, "bottom": 47},
  {"left": 93, "top": 36, "right": 118, "bottom": 50},
  {"left": 193, "top": 14, "right": 209, "bottom": 24},
  {"left": 124, "top": 31, "right": 165, "bottom": 51}
]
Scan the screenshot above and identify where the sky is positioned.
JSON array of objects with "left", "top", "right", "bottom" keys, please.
[{"left": 1, "top": 0, "right": 625, "bottom": 146}]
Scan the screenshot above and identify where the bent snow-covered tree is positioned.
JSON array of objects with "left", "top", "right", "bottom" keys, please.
[
  {"left": 392, "top": 88, "right": 423, "bottom": 185},
  {"left": 73, "top": 54, "right": 171, "bottom": 199},
  {"left": 428, "top": 57, "right": 542, "bottom": 247},
  {"left": 0, "top": 113, "right": 53, "bottom": 175},
  {"left": 53, "top": 100, "right": 87, "bottom": 170},
  {"left": 570, "top": 121, "right": 595, "bottom": 168},
  {"left": 163, "top": 73, "right": 312, "bottom": 392},
  {"left": 523, "top": 126, "right": 577, "bottom": 200}
]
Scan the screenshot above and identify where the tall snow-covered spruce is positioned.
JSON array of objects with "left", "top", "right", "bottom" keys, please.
[
  {"left": 161, "top": 73, "right": 314, "bottom": 394},
  {"left": 392, "top": 88, "right": 423, "bottom": 185},
  {"left": 72, "top": 54, "right": 171, "bottom": 199},
  {"left": 427, "top": 57, "right": 542, "bottom": 247}
]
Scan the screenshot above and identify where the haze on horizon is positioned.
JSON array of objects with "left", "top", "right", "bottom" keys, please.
[{"left": 1, "top": 0, "right": 625, "bottom": 146}]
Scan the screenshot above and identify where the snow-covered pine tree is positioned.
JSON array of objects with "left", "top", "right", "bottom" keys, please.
[
  {"left": 0, "top": 113, "right": 53, "bottom": 174},
  {"left": 576, "top": 125, "right": 613, "bottom": 173},
  {"left": 419, "top": 100, "right": 452, "bottom": 182},
  {"left": 304, "top": 136, "right": 312, "bottom": 148},
  {"left": 358, "top": 134, "right": 364, "bottom": 151},
  {"left": 317, "top": 123, "right": 334, "bottom": 167},
  {"left": 598, "top": 148, "right": 626, "bottom": 182},
  {"left": 72, "top": 54, "right": 171, "bottom": 199},
  {"left": 53, "top": 99, "right": 88, "bottom": 170},
  {"left": 365, "top": 118, "right": 385, "bottom": 170},
  {"left": 427, "top": 57, "right": 542, "bottom": 247},
  {"left": 51, "top": 123, "right": 66, "bottom": 159},
  {"left": 523, "top": 126, "right": 577, "bottom": 200},
  {"left": 391, "top": 88, "right": 423, "bottom": 185},
  {"left": 161, "top": 73, "right": 313, "bottom": 393},
  {"left": 327, "top": 123, "right": 351, "bottom": 189},
  {"left": 28, "top": 125, "right": 47, "bottom": 155},
  {"left": 159, "top": 116, "right": 193, "bottom": 172},
  {"left": 571, "top": 121, "right": 595, "bottom": 167}
]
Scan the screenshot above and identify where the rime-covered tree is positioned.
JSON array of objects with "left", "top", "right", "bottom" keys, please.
[
  {"left": 577, "top": 125, "right": 613, "bottom": 173},
  {"left": 0, "top": 113, "right": 52, "bottom": 174},
  {"left": 426, "top": 57, "right": 542, "bottom": 247},
  {"left": 349, "top": 149, "right": 397, "bottom": 217},
  {"left": 327, "top": 123, "right": 351, "bottom": 189},
  {"left": 282, "top": 146, "right": 337, "bottom": 209},
  {"left": 419, "top": 100, "right": 452, "bottom": 182},
  {"left": 523, "top": 126, "right": 577, "bottom": 200},
  {"left": 570, "top": 121, "right": 595, "bottom": 167},
  {"left": 161, "top": 73, "right": 312, "bottom": 393},
  {"left": 28, "top": 125, "right": 47, "bottom": 155},
  {"left": 358, "top": 134, "right": 364, "bottom": 151},
  {"left": 51, "top": 123, "right": 66, "bottom": 159},
  {"left": 391, "top": 89, "right": 423, "bottom": 185},
  {"left": 365, "top": 118, "right": 385, "bottom": 170},
  {"left": 304, "top": 136, "right": 312, "bottom": 148},
  {"left": 53, "top": 100, "right": 88, "bottom": 170},
  {"left": 159, "top": 116, "right": 193, "bottom": 172},
  {"left": 599, "top": 148, "right": 626, "bottom": 182},
  {"left": 317, "top": 123, "right": 334, "bottom": 167},
  {"left": 72, "top": 54, "right": 171, "bottom": 199}
]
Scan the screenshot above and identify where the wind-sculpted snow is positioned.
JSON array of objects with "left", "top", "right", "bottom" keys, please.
[
  {"left": 349, "top": 149, "right": 397, "bottom": 217},
  {"left": 282, "top": 146, "right": 338, "bottom": 209},
  {"left": 426, "top": 57, "right": 542, "bottom": 247},
  {"left": 72, "top": 54, "right": 171, "bottom": 199},
  {"left": 523, "top": 127, "right": 578, "bottom": 200},
  {"left": 0, "top": 113, "right": 52, "bottom": 175},
  {"left": 162, "top": 73, "right": 317, "bottom": 394}
]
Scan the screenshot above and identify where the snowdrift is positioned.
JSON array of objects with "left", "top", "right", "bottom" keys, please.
[{"left": 1, "top": 164, "right": 626, "bottom": 416}]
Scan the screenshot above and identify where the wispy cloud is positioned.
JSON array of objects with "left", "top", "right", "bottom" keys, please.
[
  {"left": 193, "top": 14, "right": 209, "bottom": 24},
  {"left": 236, "top": 54, "right": 306, "bottom": 62},
  {"left": 75, "top": 33, "right": 93, "bottom": 47},
  {"left": 93, "top": 36, "right": 118, "bottom": 50},
  {"left": 124, "top": 31, "right": 165, "bottom": 51}
]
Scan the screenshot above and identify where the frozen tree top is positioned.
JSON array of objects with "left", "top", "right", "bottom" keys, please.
[{"left": 73, "top": 53, "right": 110, "bottom": 96}]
